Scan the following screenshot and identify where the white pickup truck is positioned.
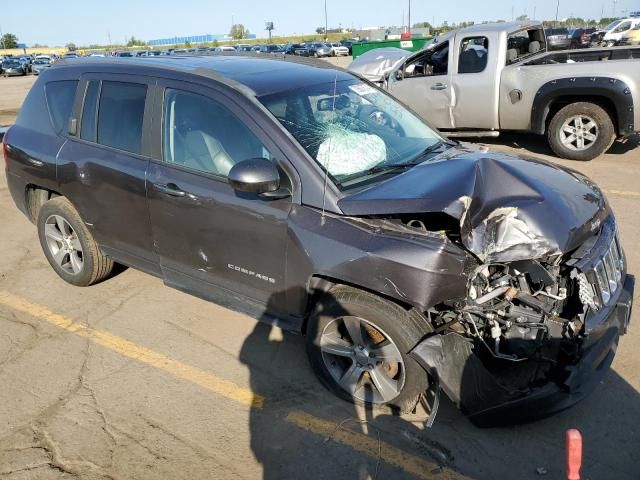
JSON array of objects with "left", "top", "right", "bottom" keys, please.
[{"left": 349, "top": 22, "right": 640, "bottom": 160}]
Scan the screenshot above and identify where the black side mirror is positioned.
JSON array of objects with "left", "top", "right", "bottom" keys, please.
[{"left": 228, "top": 158, "right": 281, "bottom": 194}]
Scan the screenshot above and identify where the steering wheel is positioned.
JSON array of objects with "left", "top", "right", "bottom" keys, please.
[{"left": 357, "top": 105, "right": 405, "bottom": 137}]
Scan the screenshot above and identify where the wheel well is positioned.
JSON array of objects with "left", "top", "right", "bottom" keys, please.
[
  {"left": 544, "top": 96, "right": 618, "bottom": 134},
  {"left": 25, "top": 185, "right": 61, "bottom": 223},
  {"left": 302, "top": 274, "right": 415, "bottom": 334}
]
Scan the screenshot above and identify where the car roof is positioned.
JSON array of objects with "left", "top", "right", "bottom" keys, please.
[{"left": 53, "top": 55, "right": 355, "bottom": 97}]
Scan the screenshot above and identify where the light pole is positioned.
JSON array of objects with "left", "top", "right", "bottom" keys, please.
[
  {"left": 555, "top": 0, "right": 560, "bottom": 26},
  {"left": 408, "top": 0, "right": 411, "bottom": 34},
  {"left": 324, "top": 0, "right": 328, "bottom": 40}
]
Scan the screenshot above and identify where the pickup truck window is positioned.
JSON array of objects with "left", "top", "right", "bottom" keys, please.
[
  {"left": 506, "top": 28, "right": 545, "bottom": 64},
  {"left": 404, "top": 41, "right": 449, "bottom": 77},
  {"left": 163, "top": 88, "right": 271, "bottom": 177},
  {"left": 97, "top": 81, "right": 147, "bottom": 155},
  {"left": 45, "top": 81, "right": 78, "bottom": 135},
  {"left": 458, "top": 36, "right": 488, "bottom": 74},
  {"left": 613, "top": 21, "right": 632, "bottom": 33}
]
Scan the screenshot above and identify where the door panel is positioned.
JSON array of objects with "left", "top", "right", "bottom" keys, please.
[
  {"left": 387, "top": 42, "right": 453, "bottom": 129},
  {"left": 147, "top": 163, "right": 291, "bottom": 306},
  {"left": 450, "top": 34, "right": 500, "bottom": 130},
  {"left": 57, "top": 74, "right": 158, "bottom": 272},
  {"left": 146, "top": 83, "right": 293, "bottom": 313}
]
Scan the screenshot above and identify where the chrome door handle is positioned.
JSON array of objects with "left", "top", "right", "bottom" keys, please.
[
  {"left": 431, "top": 83, "right": 448, "bottom": 90},
  {"left": 154, "top": 183, "right": 186, "bottom": 197}
]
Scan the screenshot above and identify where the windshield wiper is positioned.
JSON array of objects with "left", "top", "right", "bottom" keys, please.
[
  {"left": 336, "top": 140, "right": 454, "bottom": 187},
  {"left": 337, "top": 163, "right": 415, "bottom": 185},
  {"left": 410, "top": 140, "right": 454, "bottom": 163}
]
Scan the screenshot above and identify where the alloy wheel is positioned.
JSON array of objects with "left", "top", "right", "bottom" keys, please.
[
  {"left": 320, "top": 316, "right": 405, "bottom": 404},
  {"left": 559, "top": 114, "right": 599, "bottom": 151},
  {"left": 44, "top": 215, "right": 84, "bottom": 275}
]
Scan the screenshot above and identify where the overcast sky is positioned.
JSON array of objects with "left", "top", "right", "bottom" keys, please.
[{"left": 2, "top": 0, "right": 636, "bottom": 46}]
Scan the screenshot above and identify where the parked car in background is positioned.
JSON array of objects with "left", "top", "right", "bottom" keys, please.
[
  {"left": 618, "top": 24, "right": 640, "bottom": 45},
  {"left": 172, "top": 49, "right": 188, "bottom": 55},
  {"left": 329, "top": 42, "right": 350, "bottom": 56},
  {"left": 283, "top": 43, "right": 310, "bottom": 56},
  {"left": 3, "top": 55, "right": 633, "bottom": 427},
  {"left": 258, "top": 44, "right": 284, "bottom": 54},
  {"left": 235, "top": 44, "right": 253, "bottom": 52},
  {"left": 307, "top": 42, "right": 333, "bottom": 57},
  {"left": 115, "top": 51, "right": 133, "bottom": 57},
  {"left": 32, "top": 58, "right": 52, "bottom": 75},
  {"left": 63, "top": 53, "right": 79, "bottom": 59},
  {"left": 568, "top": 28, "right": 596, "bottom": 48},
  {"left": 18, "top": 56, "right": 32, "bottom": 73},
  {"left": 340, "top": 39, "right": 358, "bottom": 54},
  {"left": 2, "top": 59, "right": 27, "bottom": 76},
  {"left": 250, "top": 45, "right": 261, "bottom": 52},
  {"left": 213, "top": 46, "right": 237, "bottom": 53},
  {"left": 546, "top": 28, "right": 571, "bottom": 50}
]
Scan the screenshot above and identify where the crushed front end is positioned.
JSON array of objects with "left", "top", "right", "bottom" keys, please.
[{"left": 411, "top": 216, "right": 634, "bottom": 427}]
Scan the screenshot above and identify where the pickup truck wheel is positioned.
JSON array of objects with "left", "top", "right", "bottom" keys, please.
[
  {"left": 548, "top": 102, "right": 615, "bottom": 161},
  {"left": 306, "top": 285, "right": 431, "bottom": 413},
  {"left": 37, "top": 197, "right": 114, "bottom": 286}
]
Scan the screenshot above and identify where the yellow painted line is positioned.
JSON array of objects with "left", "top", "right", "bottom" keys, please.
[
  {"left": 604, "top": 189, "right": 640, "bottom": 199},
  {"left": 0, "top": 290, "right": 263, "bottom": 409},
  {"left": 0, "top": 290, "right": 467, "bottom": 480},
  {"left": 286, "top": 410, "right": 465, "bottom": 480}
]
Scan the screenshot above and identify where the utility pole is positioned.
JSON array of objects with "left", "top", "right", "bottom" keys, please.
[
  {"left": 555, "top": 0, "right": 560, "bottom": 26},
  {"left": 533, "top": 6, "right": 537, "bottom": 20},
  {"left": 612, "top": 0, "right": 617, "bottom": 17},
  {"left": 408, "top": 0, "right": 411, "bottom": 34},
  {"left": 324, "top": 0, "right": 328, "bottom": 40}
]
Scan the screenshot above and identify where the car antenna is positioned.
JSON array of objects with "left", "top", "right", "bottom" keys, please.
[{"left": 320, "top": 70, "right": 339, "bottom": 224}]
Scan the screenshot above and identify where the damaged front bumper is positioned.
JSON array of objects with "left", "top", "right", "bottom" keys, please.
[{"left": 411, "top": 274, "right": 634, "bottom": 427}]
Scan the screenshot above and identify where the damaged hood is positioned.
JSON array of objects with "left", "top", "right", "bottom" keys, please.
[
  {"left": 338, "top": 148, "right": 609, "bottom": 262},
  {"left": 348, "top": 48, "right": 412, "bottom": 82}
]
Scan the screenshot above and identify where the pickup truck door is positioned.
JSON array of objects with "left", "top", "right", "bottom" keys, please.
[
  {"left": 387, "top": 41, "right": 454, "bottom": 129},
  {"left": 448, "top": 33, "right": 500, "bottom": 130}
]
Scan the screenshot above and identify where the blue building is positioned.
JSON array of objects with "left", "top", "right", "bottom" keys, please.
[{"left": 148, "top": 33, "right": 256, "bottom": 46}]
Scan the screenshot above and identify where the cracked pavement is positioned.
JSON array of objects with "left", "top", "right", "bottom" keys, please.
[{"left": 1, "top": 72, "right": 639, "bottom": 480}]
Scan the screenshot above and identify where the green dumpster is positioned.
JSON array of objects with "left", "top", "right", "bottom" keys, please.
[{"left": 352, "top": 37, "right": 432, "bottom": 59}]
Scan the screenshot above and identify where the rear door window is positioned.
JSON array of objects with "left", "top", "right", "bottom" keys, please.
[
  {"left": 458, "top": 36, "right": 488, "bottom": 73},
  {"left": 97, "top": 81, "right": 147, "bottom": 155},
  {"left": 45, "top": 80, "right": 78, "bottom": 134}
]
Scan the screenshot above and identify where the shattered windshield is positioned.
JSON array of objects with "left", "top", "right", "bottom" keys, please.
[{"left": 259, "top": 79, "right": 445, "bottom": 189}]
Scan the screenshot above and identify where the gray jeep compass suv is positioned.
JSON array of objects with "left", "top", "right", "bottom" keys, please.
[{"left": 3, "top": 55, "right": 633, "bottom": 426}]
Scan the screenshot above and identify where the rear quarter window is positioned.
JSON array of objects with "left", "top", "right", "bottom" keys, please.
[{"left": 45, "top": 80, "right": 79, "bottom": 135}]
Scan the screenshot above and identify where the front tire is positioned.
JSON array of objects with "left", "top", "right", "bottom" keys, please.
[
  {"left": 547, "top": 102, "right": 615, "bottom": 161},
  {"left": 37, "top": 197, "right": 114, "bottom": 286},
  {"left": 306, "top": 285, "right": 431, "bottom": 413}
]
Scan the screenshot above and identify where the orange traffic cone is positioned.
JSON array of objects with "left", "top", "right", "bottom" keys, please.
[{"left": 566, "top": 429, "right": 582, "bottom": 480}]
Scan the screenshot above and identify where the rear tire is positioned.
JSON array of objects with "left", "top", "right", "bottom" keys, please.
[
  {"left": 305, "top": 285, "right": 431, "bottom": 413},
  {"left": 547, "top": 102, "right": 615, "bottom": 161},
  {"left": 37, "top": 197, "right": 114, "bottom": 286}
]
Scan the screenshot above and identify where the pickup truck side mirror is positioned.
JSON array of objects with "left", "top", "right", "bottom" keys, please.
[{"left": 395, "top": 66, "right": 405, "bottom": 81}]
